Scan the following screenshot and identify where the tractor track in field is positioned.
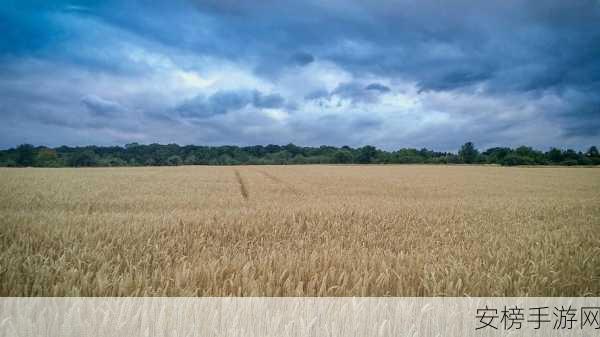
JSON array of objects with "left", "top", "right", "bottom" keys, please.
[
  {"left": 234, "top": 169, "right": 249, "bottom": 200},
  {"left": 255, "top": 169, "right": 302, "bottom": 197}
]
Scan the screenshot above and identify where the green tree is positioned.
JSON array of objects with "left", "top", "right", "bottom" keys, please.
[
  {"left": 563, "top": 149, "right": 579, "bottom": 161},
  {"left": 356, "top": 146, "right": 377, "bottom": 164},
  {"left": 69, "top": 150, "right": 98, "bottom": 167},
  {"left": 561, "top": 159, "right": 578, "bottom": 166},
  {"left": 15, "top": 144, "right": 36, "bottom": 166},
  {"left": 333, "top": 150, "right": 353, "bottom": 164},
  {"left": 458, "top": 142, "right": 478, "bottom": 164},
  {"left": 3, "top": 142, "right": 594, "bottom": 167},
  {"left": 35, "top": 148, "right": 59, "bottom": 166},
  {"left": 500, "top": 154, "right": 535, "bottom": 166},
  {"left": 283, "top": 143, "right": 302, "bottom": 156},
  {"left": 586, "top": 146, "right": 599, "bottom": 158},
  {"left": 99, "top": 156, "right": 126, "bottom": 166},
  {"left": 184, "top": 155, "right": 197, "bottom": 165},
  {"left": 166, "top": 155, "right": 182, "bottom": 166},
  {"left": 268, "top": 151, "right": 292, "bottom": 164},
  {"left": 515, "top": 146, "right": 534, "bottom": 157},
  {"left": 482, "top": 147, "right": 511, "bottom": 163},
  {"left": 547, "top": 148, "right": 563, "bottom": 163},
  {"left": 290, "top": 155, "right": 308, "bottom": 164}
]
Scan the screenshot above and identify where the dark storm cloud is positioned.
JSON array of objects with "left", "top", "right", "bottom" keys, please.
[
  {"left": 176, "top": 91, "right": 250, "bottom": 118},
  {"left": 10, "top": 1, "right": 598, "bottom": 94},
  {"left": 179, "top": 0, "right": 600, "bottom": 100},
  {"left": 290, "top": 52, "right": 315, "bottom": 66},
  {"left": 557, "top": 95, "right": 600, "bottom": 137},
  {"left": 563, "top": 119, "right": 600, "bottom": 138},
  {"left": 176, "top": 90, "right": 287, "bottom": 118},
  {"left": 332, "top": 82, "right": 381, "bottom": 103},
  {"left": 286, "top": 114, "right": 385, "bottom": 148},
  {"left": 81, "top": 95, "right": 126, "bottom": 117},
  {"left": 365, "top": 83, "right": 390, "bottom": 93},
  {"left": 0, "top": 0, "right": 599, "bottom": 149},
  {"left": 352, "top": 117, "right": 383, "bottom": 130},
  {"left": 0, "top": 1, "right": 73, "bottom": 54},
  {"left": 253, "top": 91, "right": 285, "bottom": 109},
  {"left": 304, "top": 89, "right": 329, "bottom": 101},
  {"left": 304, "top": 82, "right": 391, "bottom": 105}
]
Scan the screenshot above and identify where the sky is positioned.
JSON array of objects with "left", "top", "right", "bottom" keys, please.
[{"left": 1, "top": 0, "right": 599, "bottom": 151}]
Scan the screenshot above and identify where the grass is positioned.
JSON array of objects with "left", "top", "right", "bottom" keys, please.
[{"left": 0, "top": 165, "right": 599, "bottom": 296}]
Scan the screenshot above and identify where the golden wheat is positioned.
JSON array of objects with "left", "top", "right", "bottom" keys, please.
[{"left": 0, "top": 165, "right": 599, "bottom": 296}]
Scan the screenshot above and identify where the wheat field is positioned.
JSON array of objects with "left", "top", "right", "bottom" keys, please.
[{"left": 0, "top": 165, "right": 599, "bottom": 296}]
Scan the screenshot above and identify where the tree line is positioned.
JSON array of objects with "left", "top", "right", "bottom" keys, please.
[{"left": 1, "top": 142, "right": 599, "bottom": 167}]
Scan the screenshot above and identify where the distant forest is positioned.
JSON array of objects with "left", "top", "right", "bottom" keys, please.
[{"left": 1, "top": 142, "right": 599, "bottom": 167}]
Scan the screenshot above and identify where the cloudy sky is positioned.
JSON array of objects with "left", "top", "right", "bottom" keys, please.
[{"left": 1, "top": 0, "right": 599, "bottom": 151}]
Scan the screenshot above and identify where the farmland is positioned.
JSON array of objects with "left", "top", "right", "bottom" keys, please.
[{"left": 0, "top": 165, "right": 599, "bottom": 296}]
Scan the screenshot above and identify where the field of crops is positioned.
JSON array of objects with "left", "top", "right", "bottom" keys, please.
[{"left": 1, "top": 165, "right": 599, "bottom": 296}]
